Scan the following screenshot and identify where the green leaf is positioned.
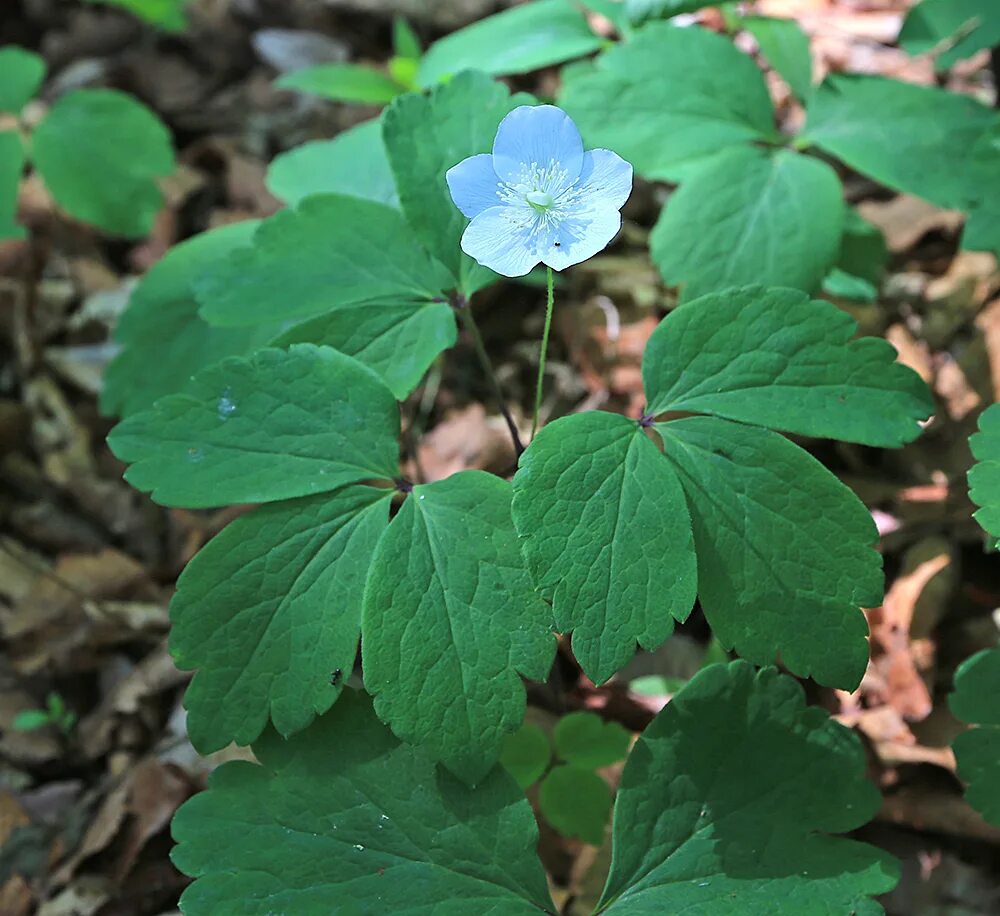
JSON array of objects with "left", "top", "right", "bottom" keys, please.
[
  {"left": 899, "top": 0, "right": 1000, "bottom": 70},
  {"left": 172, "top": 690, "right": 556, "bottom": 915},
  {"left": 501, "top": 723, "right": 552, "bottom": 790},
  {"left": 642, "top": 286, "right": 931, "bottom": 447},
  {"left": 275, "top": 64, "right": 404, "bottom": 104},
  {"left": 512, "top": 411, "right": 696, "bottom": 685},
  {"left": 83, "top": 0, "right": 188, "bottom": 31},
  {"left": 599, "top": 661, "right": 898, "bottom": 912},
  {"left": 823, "top": 208, "right": 888, "bottom": 302},
  {"left": 363, "top": 471, "right": 555, "bottom": 783},
  {"left": 12, "top": 710, "right": 51, "bottom": 732},
  {"left": 101, "top": 221, "right": 280, "bottom": 418},
  {"left": 392, "top": 17, "right": 422, "bottom": 60},
  {"left": 382, "top": 72, "right": 530, "bottom": 295},
  {"left": 969, "top": 403, "right": 1000, "bottom": 548},
  {"left": 657, "top": 418, "right": 881, "bottom": 690},
  {"left": 0, "top": 131, "right": 25, "bottom": 241},
  {"left": 0, "top": 46, "right": 46, "bottom": 114},
  {"left": 961, "top": 122, "right": 1000, "bottom": 257},
  {"left": 742, "top": 16, "right": 813, "bottom": 101},
  {"left": 560, "top": 22, "right": 776, "bottom": 181},
  {"left": 540, "top": 765, "right": 612, "bottom": 845},
  {"left": 417, "top": 0, "right": 602, "bottom": 87},
  {"left": 805, "top": 74, "right": 996, "bottom": 212},
  {"left": 950, "top": 647, "right": 1000, "bottom": 827},
  {"left": 172, "top": 486, "right": 391, "bottom": 753},
  {"left": 196, "top": 194, "right": 453, "bottom": 327},
  {"left": 624, "top": 0, "right": 714, "bottom": 24},
  {"left": 274, "top": 300, "right": 455, "bottom": 400},
  {"left": 265, "top": 119, "right": 399, "bottom": 208},
  {"left": 554, "top": 711, "right": 630, "bottom": 768},
  {"left": 107, "top": 345, "right": 399, "bottom": 508},
  {"left": 32, "top": 88, "right": 174, "bottom": 237},
  {"left": 650, "top": 146, "right": 844, "bottom": 300}
]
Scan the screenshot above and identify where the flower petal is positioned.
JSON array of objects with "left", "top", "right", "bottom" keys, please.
[
  {"left": 461, "top": 205, "right": 542, "bottom": 277},
  {"left": 492, "top": 105, "right": 584, "bottom": 185},
  {"left": 574, "top": 149, "right": 633, "bottom": 213},
  {"left": 446, "top": 153, "right": 500, "bottom": 220},
  {"left": 542, "top": 209, "right": 623, "bottom": 271}
]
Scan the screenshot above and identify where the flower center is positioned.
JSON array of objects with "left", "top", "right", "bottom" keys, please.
[{"left": 526, "top": 189, "right": 554, "bottom": 210}]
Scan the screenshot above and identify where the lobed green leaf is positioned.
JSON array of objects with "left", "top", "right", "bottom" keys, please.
[
  {"left": 107, "top": 345, "right": 399, "bottom": 508},
  {"left": 554, "top": 711, "right": 630, "bottom": 769},
  {"left": 363, "top": 471, "right": 555, "bottom": 783}
]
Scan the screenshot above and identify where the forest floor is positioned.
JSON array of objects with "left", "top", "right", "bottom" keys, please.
[{"left": 1, "top": 0, "right": 999, "bottom": 913}]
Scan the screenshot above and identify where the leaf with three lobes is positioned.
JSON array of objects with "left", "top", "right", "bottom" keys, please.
[
  {"left": 0, "top": 46, "right": 46, "bottom": 114},
  {"left": 171, "top": 690, "right": 555, "bottom": 915},
  {"left": 196, "top": 194, "right": 453, "bottom": 327},
  {"left": 0, "top": 131, "right": 25, "bottom": 241},
  {"left": 969, "top": 402, "right": 1000, "bottom": 547},
  {"left": 363, "top": 471, "right": 555, "bottom": 784},
  {"left": 107, "top": 344, "right": 399, "bottom": 508},
  {"left": 805, "top": 74, "right": 995, "bottom": 212},
  {"left": 512, "top": 410, "right": 696, "bottom": 685},
  {"left": 950, "top": 646, "right": 1000, "bottom": 827},
  {"left": 171, "top": 485, "right": 392, "bottom": 753},
  {"left": 416, "top": 0, "right": 601, "bottom": 87},
  {"left": 642, "top": 286, "right": 932, "bottom": 446},
  {"left": 599, "top": 661, "right": 898, "bottom": 912},
  {"left": 559, "top": 22, "right": 776, "bottom": 181},
  {"left": 382, "top": 71, "right": 532, "bottom": 296},
  {"left": 32, "top": 89, "right": 174, "bottom": 237},
  {"left": 657, "top": 417, "right": 881, "bottom": 690},
  {"left": 274, "top": 299, "right": 455, "bottom": 400},
  {"left": 101, "top": 221, "right": 280, "bottom": 417},
  {"left": 649, "top": 146, "right": 844, "bottom": 300},
  {"left": 265, "top": 118, "right": 399, "bottom": 209}
]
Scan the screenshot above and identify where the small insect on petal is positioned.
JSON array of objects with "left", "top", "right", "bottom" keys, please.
[{"left": 446, "top": 105, "right": 633, "bottom": 278}]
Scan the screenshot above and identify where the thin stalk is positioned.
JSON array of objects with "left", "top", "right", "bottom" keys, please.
[
  {"left": 531, "top": 267, "right": 555, "bottom": 440},
  {"left": 458, "top": 305, "right": 525, "bottom": 457}
]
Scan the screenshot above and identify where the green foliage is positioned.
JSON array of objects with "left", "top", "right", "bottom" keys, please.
[
  {"left": 899, "top": 0, "right": 1000, "bottom": 70},
  {"left": 500, "top": 722, "right": 551, "bottom": 789},
  {"left": 540, "top": 764, "right": 612, "bottom": 845},
  {"left": 196, "top": 194, "right": 453, "bottom": 326},
  {"left": 362, "top": 472, "right": 554, "bottom": 783},
  {"left": 107, "top": 345, "right": 400, "bottom": 508},
  {"left": 172, "top": 664, "right": 896, "bottom": 912},
  {"left": 823, "top": 209, "right": 888, "bottom": 302},
  {"left": 0, "top": 131, "right": 25, "bottom": 241},
  {"left": 805, "top": 74, "right": 995, "bottom": 215},
  {"left": 265, "top": 118, "right": 399, "bottom": 208},
  {"left": 641, "top": 287, "right": 932, "bottom": 446},
  {"left": 598, "top": 662, "right": 898, "bottom": 912},
  {"left": 515, "top": 287, "right": 927, "bottom": 689},
  {"left": 560, "top": 22, "right": 777, "bottom": 182},
  {"left": 275, "top": 64, "right": 405, "bottom": 104},
  {"left": 32, "top": 89, "right": 174, "bottom": 237},
  {"left": 649, "top": 147, "right": 843, "bottom": 299},
  {"left": 172, "top": 690, "right": 555, "bottom": 915},
  {"left": 624, "top": 0, "right": 714, "bottom": 24},
  {"left": 382, "top": 71, "right": 531, "bottom": 294},
  {"left": 171, "top": 486, "right": 391, "bottom": 752},
  {"left": 0, "top": 46, "right": 46, "bottom": 114},
  {"left": 554, "top": 711, "right": 630, "bottom": 768},
  {"left": 101, "top": 221, "right": 279, "bottom": 417},
  {"left": 969, "top": 403, "right": 1000, "bottom": 548},
  {"left": 512, "top": 410, "right": 697, "bottom": 684},
  {"left": 658, "top": 418, "right": 879, "bottom": 689},
  {"left": 950, "top": 647, "right": 1000, "bottom": 827},
  {"left": 742, "top": 15, "right": 813, "bottom": 101},
  {"left": 13, "top": 692, "right": 76, "bottom": 735},
  {"left": 83, "top": 0, "right": 188, "bottom": 31},
  {"left": 417, "top": 0, "right": 602, "bottom": 87}
]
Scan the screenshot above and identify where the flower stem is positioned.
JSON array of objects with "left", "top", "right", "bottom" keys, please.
[
  {"left": 531, "top": 267, "right": 555, "bottom": 440},
  {"left": 458, "top": 306, "right": 525, "bottom": 457}
]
